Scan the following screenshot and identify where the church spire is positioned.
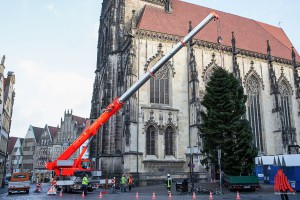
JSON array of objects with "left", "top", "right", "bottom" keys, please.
[
  {"left": 231, "top": 32, "right": 241, "bottom": 82},
  {"left": 292, "top": 47, "right": 300, "bottom": 99}
]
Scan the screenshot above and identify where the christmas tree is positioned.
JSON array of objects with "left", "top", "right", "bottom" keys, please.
[{"left": 200, "top": 68, "right": 257, "bottom": 175}]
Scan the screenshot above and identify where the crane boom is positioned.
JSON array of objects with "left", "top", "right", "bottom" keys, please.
[{"left": 46, "top": 12, "right": 220, "bottom": 175}]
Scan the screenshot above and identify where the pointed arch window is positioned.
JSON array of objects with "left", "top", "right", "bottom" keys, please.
[
  {"left": 246, "top": 75, "right": 263, "bottom": 152},
  {"left": 165, "top": 126, "right": 174, "bottom": 156},
  {"left": 150, "top": 64, "right": 170, "bottom": 104},
  {"left": 279, "top": 82, "right": 292, "bottom": 128},
  {"left": 146, "top": 125, "right": 156, "bottom": 155}
]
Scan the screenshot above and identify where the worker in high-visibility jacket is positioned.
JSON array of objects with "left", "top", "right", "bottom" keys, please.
[
  {"left": 120, "top": 174, "right": 126, "bottom": 192},
  {"left": 165, "top": 174, "right": 172, "bottom": 195},
  {"left": 128, "top": 175, "right": 133, "bottom": 191},
  {"left": 82, "top": 174, "right": 89, "bottom": 196}
]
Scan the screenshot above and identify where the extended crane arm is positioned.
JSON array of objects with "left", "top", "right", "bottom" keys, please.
[{"left": 46, "top": 12, "right": 219, "bottom": 172}]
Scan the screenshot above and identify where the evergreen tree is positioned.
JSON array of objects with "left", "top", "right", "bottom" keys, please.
[{"left": 200, "top": 68, "right": 257, "bottom": 175}]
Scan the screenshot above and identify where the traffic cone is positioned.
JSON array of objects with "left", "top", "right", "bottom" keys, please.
[
  {"left": 168, "top": 191, "right": 172, "bottom": 199},
  {"left": 82, "top": 190, "right": 85, "bottom": 198},
  {"left": 192, "top": 192, "right": 196, "bottom": 199},
  {"left": 136, "top": 191, "right": 139, "bottom": 199},
  {"left": 236, "top": 191, "right": 241, "bottom": 200},
  {"left": 152, "top": 192, "right": 156, "bottom": 200},
  {"left": 99, "top": 191, "right": 102, "bottom": 199},
  {"left": 59, "top": 190, "right": 62, "bottom": 197},
  {"left": 209, "top": 191, "right": 213, "bottom": 200}
]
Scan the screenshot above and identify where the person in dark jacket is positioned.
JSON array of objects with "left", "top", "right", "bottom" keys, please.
[{"left": 165, "top": 174, "right": 172, "bottom": 195}]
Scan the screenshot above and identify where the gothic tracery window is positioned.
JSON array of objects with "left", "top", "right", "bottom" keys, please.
[
  {"left": 146, "top": 125, "right": 156, "bottom": 155},
  {"left": 279, "top": 81, "right": 292, "bottom": 128},
  {"left": 246, "top": 75, "right": 263, "bottom": 152},
  {"left": 204, "top": 66, "right": 219, "bottom": 85},
  {"left": 165, "top": 126, "right": 174, "bottom": 156},
  {"left": 150, "top": 64, "right": 170, "bottom": 104}
]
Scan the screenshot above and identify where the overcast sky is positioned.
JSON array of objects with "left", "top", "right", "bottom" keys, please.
[{"left": 1, "top": 0, "right": 299, "bottom": 138}]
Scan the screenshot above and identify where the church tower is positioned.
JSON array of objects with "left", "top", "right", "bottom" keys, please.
[{"left": 90, "top": 0, "right": 174, "bottom": 177}]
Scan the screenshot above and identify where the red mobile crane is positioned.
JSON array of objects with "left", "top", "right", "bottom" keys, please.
[{"left": 46, "top": 11, "right": 219, "bottom": 188}]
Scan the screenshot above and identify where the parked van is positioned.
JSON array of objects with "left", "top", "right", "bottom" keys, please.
[{"left": 8, "top": 172, "right": 31, "bottom": 195}]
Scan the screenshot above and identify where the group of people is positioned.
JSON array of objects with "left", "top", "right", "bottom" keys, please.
[
  {"left": 81, "top": 173, "right": 172, "bottom": 195},
  {"left": 120, "top": 174, "right": 134, "bottom": 192}
]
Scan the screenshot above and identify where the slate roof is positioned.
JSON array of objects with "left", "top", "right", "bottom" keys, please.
[
  {"left": 137, "top": 0, "right": 299, "bottom": 61},
  {"left": 72, "top": 115, "right": 87, "bottom": 126},
  {"left": 32, "top": 126, "right": 44, "bottom": 142},
  {"left": 7, "top": 137, "right": 18, "bottom": 154},
  {"left": 48, "top": 126, "right": 58, "bottom": 138}
]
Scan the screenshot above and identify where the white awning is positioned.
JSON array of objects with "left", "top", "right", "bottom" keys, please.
[
  {"left": 255, "top": 157, "right": 261, "bottom": 165},
  {"left": 260, "top": 156, "right": 275, "bottom": 165},
  {"left": 282, "top": 154, "right": 300, "bottom": 167}
]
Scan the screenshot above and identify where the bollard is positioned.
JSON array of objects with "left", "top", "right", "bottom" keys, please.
[
  {"left": 236, "top": 191, "right": 241, "bottom": 200},
  {"left": 209, "top": 191, "right": 213, "bottom": 200},
  {"left": 152, "top": 192, "right": 156, "bottom": 200},
  {"left": 192, "top": 192, "right": 196, "bottom": 199}
]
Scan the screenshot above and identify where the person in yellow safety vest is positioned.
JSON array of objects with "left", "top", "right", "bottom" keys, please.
[
  {"left": 128, "top": 175, "right": 133, "bottom": 191},
  {"left": 82, "top": 174, "right": 89, "bottom": 196},
  {"left": 120, "top": 174, "right": 126, "bottom": 192},
  {"left": 165, "top": 174, "right": 172, "bottom": 195}
]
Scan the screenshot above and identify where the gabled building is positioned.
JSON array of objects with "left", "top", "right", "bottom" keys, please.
[
  {"left": 22, "top": 125, "right": 43, "bottom": 174},
  {"left": 0, "top": 55, "right": 15, "bottom": 187},
  {"left": 90, "top": 0, "right": 300, "bottom": 182},
  {"left": 6, "top": 136, "right": 17, "bottom": 174},
  {"left": 35, "top": 124, "right": 57, "bottom": 182},
  {"left": 53, "top": 110, "right": 88, "bottom": 161},
  {"left": 9, "top": 137, "right": 23, "bottom": 173}
]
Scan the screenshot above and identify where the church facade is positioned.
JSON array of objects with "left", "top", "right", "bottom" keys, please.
[{"left": 89, "top": 0, "right": 300, "bottom": 182}]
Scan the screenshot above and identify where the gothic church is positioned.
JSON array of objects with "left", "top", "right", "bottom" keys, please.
[{"left": 89, "top": 0, "right": 300, "bottom": 182}]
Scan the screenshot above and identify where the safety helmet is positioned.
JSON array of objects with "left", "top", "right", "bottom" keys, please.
[{"left": 167, "top": 174, "right": 170, "bottom": 177}]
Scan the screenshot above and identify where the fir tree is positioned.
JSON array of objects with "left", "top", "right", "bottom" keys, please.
[{"left": 200, "top": 68, "right": 257, "bottom": 175}]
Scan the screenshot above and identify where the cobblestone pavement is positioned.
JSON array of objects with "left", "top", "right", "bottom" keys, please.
[{"left": 0, "top": 182, "right": 298, "bottom": 200}]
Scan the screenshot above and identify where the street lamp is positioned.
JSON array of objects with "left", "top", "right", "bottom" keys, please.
[{"left": 186, "top": 145, "right": 198, "bottom": 192}]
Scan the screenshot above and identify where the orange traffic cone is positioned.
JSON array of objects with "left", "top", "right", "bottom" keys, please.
[
  {"left": 136, "top": 191, "right": 139, "bottom": 199},
  {"left": 59, "top": 190, "right": 62, "bottom": 197},
  {"left": 152, "top": 192, "right": 156, "bottom": 200},
  {"left": 82, "top": 190, "right": 85, "bottom": 198},
  {"left": 192, "top": 192, "right": 196, "bottom": 199},
  {"left": 209, "top": 191, "right": 213, "bottom": 200},
  {"left": 236, "top": 191, "right": 241, "bottom": 200},
  {"left": 168, "top": 191, "right": 172, "bottom": 199},
  {"left": 99, "top": 191, "right": 103, "bottom": 199}
]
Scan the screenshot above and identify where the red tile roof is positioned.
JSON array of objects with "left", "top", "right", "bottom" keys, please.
[
  {"left": 137, "top": 0, "right": 299, "bottom": 61},
  {"left": 7, "top": 137, "right": 18, "bottom": 154}
]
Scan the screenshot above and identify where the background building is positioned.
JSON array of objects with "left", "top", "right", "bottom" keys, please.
[
  {"left": 0, "top": 55, "right": 15, "bottom": 187},
  {"left": 9, "top": 137, "right": 23, "bottom": 173},
  {"left": 21, "top": 125, "right": 43, "bottom": 177},
  {"left": 89, "top": 0, "right": 300, "bottom": 183},
  {"left": 52, "top": 110, "right": 88, "bottom": 161}
]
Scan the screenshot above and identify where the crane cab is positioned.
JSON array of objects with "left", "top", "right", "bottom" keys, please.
[{"left": 80, "top": 159, "right": 92, "bottom": 170}]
